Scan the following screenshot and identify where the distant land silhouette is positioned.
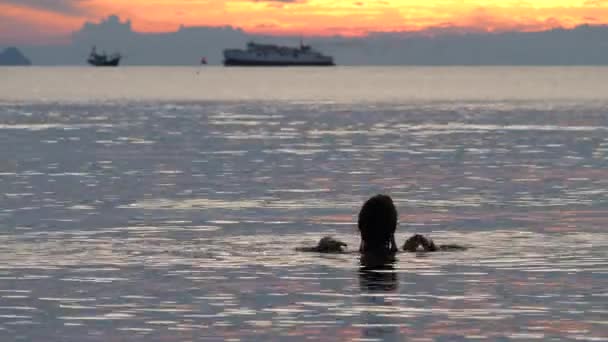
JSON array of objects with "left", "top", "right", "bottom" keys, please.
[
  {"left": 5, "top": 15, "right": 608, "bottom": 65},
  {"left": 0, "top": 47, "right": 32, "bottom": 66}
]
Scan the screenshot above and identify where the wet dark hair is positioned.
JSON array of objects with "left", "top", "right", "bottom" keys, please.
[{"left": 358, "top": 194, "right": 398, "bottom": 253}]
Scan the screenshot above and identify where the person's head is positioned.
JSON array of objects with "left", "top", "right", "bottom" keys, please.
[{"left": 358, "top": 194, "right": 398, "bottom": 253}]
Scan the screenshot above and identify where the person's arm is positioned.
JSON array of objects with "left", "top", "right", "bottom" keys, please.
[
  {"left": 297, "top": 236, "right": 347, "bottom": 253},
  {"left": 437, "top": 244, "right": 467, "bottom": 251}
]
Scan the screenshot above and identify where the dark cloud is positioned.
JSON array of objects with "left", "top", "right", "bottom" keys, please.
[{"left": 0, "top": 0, "right": 87, "bottom": 14}]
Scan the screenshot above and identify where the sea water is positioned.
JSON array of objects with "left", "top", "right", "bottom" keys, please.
[{"left": 0, "top": 67, "right": 607, "bottom": 341}]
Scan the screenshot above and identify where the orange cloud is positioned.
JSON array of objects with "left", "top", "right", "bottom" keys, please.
[
  {"left": 0, "top": 2, "right": 85, "bottom": 44},
  {"left": 3, "top": 0, "right": 608, "bottom": 43}
]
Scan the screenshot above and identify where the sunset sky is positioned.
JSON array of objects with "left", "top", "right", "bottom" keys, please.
[{"left": 2, "top": 0, "right": 608, "bottom": 44}]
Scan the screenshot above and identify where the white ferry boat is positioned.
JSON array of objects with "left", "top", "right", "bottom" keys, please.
[{"left": 223, "top": 41, "right": 335, "bottom": 66}]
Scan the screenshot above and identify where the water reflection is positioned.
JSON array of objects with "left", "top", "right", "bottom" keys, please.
[
  {"left": 1, "top": 98, "right": 608, "bottom": 340},
  {"left": 358, "top": 259, "right": 400, "bottom": 341},
  {"left": 359, "top": 257, "right": 398, "bottom": 292}
]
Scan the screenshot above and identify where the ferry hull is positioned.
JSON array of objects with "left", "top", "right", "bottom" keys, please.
[
  {"left": 88, "top": 60, "right": 120, "bottom": 67},
  {"left": 87, "top": 57, "right": 121, "bottom": 67},
  {"left": 224, "top": 58, "right": 335, "bottom": 66}
]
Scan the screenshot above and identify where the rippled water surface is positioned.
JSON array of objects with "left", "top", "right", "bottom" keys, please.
[{"left": 0, "top": 67, "right": 607, "bottom": 341}]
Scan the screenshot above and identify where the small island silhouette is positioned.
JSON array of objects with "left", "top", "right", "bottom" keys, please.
[{"left": 0, "top": 47, "right": 32, "bottom": 66}]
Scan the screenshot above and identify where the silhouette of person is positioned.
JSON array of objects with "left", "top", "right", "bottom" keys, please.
[
  {"left": 297, "top": 194, "right": 466, "bottom": 253},
  {"left": 358, "top": 194, "right": 398, "bottom": 254}
]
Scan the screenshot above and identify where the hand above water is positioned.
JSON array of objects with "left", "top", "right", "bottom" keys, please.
[{"left": 402, "top": 234, "right": 438, "bottom": 252}]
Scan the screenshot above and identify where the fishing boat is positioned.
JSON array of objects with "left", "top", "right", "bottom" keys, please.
[{"left": 87, "top": 46, "right": 121, "bottom": 67}]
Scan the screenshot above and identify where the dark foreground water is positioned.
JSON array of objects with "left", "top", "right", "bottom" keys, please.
[{"left": 0, "top": 67, "right": 607, "bottom": 341}]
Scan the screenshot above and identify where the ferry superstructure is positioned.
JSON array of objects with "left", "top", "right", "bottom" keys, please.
[{"left": 223, "top": 42, "right": 335, "bottom": 66}]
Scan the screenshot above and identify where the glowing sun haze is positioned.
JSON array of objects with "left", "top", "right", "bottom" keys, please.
[{"left": 2, "top": 0, "right": 608, "bottom": 43}]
